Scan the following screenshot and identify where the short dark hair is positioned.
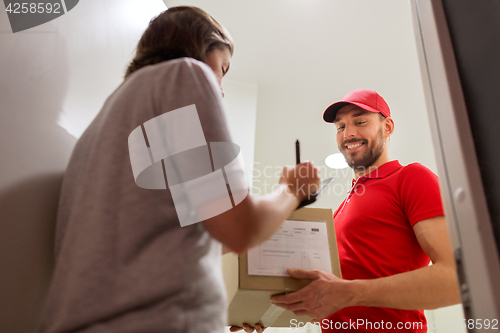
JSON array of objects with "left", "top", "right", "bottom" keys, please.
[{"left": 124, "top": 6, "right": 234, "bottom": 78}]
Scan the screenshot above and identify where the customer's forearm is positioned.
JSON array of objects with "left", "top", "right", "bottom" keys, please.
[
  {"left": 244, "top": 184, "right": 300, "bottom": 248},
  {"left": 204, "top": 184, "right": 300, "bottom": 253}
]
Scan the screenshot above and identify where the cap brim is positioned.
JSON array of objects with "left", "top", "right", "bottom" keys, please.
[
  {"left": 323, "top": 102, "right": 350, "bottom": 123},
  {"left": 323, "top": 101, "right": 385, "bottom": 123}
]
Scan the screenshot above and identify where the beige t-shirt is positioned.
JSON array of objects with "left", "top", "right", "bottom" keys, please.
[{"left": 39, "top": 58, "right": 233, "bottom": 333}]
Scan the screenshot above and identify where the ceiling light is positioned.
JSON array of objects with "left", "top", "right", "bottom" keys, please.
[{"left": 325, "top": 153, "right": 349, "bottom": 169}]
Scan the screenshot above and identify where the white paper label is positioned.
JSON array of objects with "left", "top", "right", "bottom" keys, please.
[{"left": 247, "top": 220, "right": 332, "bottom": 276}]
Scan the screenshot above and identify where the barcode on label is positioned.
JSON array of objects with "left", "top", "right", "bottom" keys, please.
[{"left": 311, "top": 228, "right": 319, "bottom": 232}]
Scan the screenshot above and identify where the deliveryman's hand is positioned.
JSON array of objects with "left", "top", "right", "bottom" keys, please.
[{"left": 270, "top": 268, "right": 355, "bottom": 319}]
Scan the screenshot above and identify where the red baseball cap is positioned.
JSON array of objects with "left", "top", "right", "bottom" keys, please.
[{"left": 323, "top": 89, "right": 391, "bottom": 122}]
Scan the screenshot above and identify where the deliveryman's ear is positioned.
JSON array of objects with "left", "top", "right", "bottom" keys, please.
[{"left": 383, "top": 117, "right": 395, "bottom": 138}]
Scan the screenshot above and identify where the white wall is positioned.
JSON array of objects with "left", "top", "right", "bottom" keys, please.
[
  {"left": 221, "top": 80, "right": 258, "bottom": 187},
  {"left": 426, "top": 305, "right": 467, "bottom": 333}
]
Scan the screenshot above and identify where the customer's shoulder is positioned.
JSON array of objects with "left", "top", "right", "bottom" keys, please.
[
  {"left": 126, "top": 57, "right": 212, "bottom": 82},
  {"left": 155, "top": 57, "right": 212, "bottom": 76}
]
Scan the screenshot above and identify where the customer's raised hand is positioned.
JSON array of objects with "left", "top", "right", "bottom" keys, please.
[{"left": 279, "top": 161, "right": 321, "bottom": 203}]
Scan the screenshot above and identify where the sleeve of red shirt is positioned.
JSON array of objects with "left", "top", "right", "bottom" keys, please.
[{"left": 398, "top": 163, "right": 445, "bottom": 227}]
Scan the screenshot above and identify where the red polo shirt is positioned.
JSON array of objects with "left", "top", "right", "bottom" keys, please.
[{"left": 322, "top": 160, "right": 444, "bottom": 332}]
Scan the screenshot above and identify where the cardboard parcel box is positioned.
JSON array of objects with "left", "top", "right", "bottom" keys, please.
[{"left": 223, "top": 207, "right": 341, "bottom": 328}]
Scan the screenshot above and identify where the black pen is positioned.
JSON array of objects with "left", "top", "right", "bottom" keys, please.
[{"left": 295, "top": 140, "right": 300, "bottom": 165}]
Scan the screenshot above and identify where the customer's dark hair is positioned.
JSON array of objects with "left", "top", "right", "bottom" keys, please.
[{"left": 125, "top": 6, "right": 233, "bottom": 78}]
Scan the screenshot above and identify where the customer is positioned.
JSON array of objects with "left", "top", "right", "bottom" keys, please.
[{"left": 38, "top": 7, "right": 320, "bottom": 333}]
